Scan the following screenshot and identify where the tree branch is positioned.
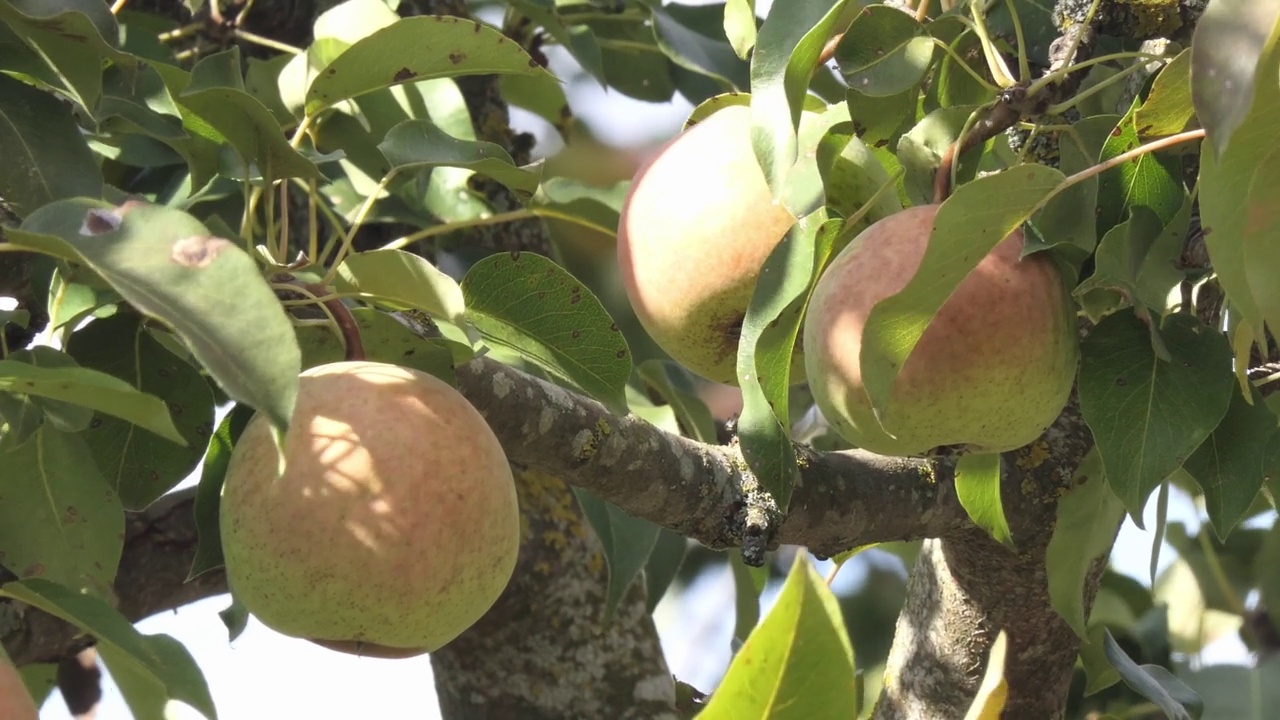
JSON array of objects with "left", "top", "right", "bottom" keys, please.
[
  {"left": 3, "top": 354, "right": 968, "bottom": 666},
  {"left": 872, "top": 392, "right": 1110, "bottom": 719}
]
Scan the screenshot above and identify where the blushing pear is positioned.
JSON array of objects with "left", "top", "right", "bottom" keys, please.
[
  {"left": 219, "top": 361, "right": 520, "bottom": 657},
  {"left": 0, "top": 654, "right": 38, "bottom": 720},
  {"left": 803, "top": 204, "right": 1078, "bottom": 456},
  {"left": 617, "top": 104, "right": 801, "bottom": 384}
]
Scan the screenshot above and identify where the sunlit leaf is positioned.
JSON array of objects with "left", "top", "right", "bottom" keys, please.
[
  {"left": 7, "top": 200, "right": 301, "bottom": 435},
  {"left": 1078, "top": 312, "right": 1234, "bottom": 522},
  {"left": 305, "top": 15, "right": 556, "bottom": 115},
  {"left": 699, "top": 553, "right": 856, "bottom": 719},
  {"left": 461, "top": 251, "right": 631, "bottom": 414}
]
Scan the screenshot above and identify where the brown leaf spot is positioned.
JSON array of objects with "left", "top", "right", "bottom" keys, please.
[
  {"left": 393, "top": 67, "right": 417, "bottom": 82},
  {"left": 448, "top": 51, "right": 466, "bottom": 65},
  {"left": 171, "top": 236, "right": 233, "bottom": 268},
  {"left": 81, "top": 208, "right": 123, "bottom": 235}
]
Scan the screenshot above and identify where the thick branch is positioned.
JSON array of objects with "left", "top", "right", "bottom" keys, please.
[
  {"left": 431, "top": 467, "right": 676, "bottom": 719},
  {"left": 454, "top": 358, "right": 970, "bottom": 557},
  {"left": 3, "top": 353, "right": 967, "bottom": 665},
  {"left": 873, "top": 393, "right": 1113, "bottom": 719}
]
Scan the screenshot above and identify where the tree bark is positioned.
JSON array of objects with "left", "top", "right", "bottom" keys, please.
[
  {"left": 873, "top": 395, "right": 1113, "bottom": 719},
  {"left": 431, "top": 467, "right": 676, "bottom": 719}
]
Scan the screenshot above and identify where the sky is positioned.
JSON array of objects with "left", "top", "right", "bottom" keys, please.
[{"left": 17, "top": 1, "right": 1265, "bottom": 716}]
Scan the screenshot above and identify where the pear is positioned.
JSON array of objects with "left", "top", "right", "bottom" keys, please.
[
  {"left": 0, "top": 655, "right": 38, "bottom": 720},
  {"left": 617, "top": 104, "right": 800, "bottom": 384},
  {"left": 803, "top": 204, "right": 1078, "bottom": 456},
  {"left": 219, "top": 361, "right": 520, "bottom": 657}
]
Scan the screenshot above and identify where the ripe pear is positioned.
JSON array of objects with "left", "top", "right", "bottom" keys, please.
[
  {"left": 0, "top": 655, "right": 38, "bottom": 720},
  {"left": 219, "top": 361, "right": 520, "bottom": 657},
  {"left": 803, "top": 204, "right": 1078, "bottom": 457},
  {"left": 617, "top": 104, "right": 801, "bottom": 384}
]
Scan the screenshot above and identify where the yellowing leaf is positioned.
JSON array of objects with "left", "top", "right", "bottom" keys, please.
[{"left": 963, "top": 630, "right": 1009, "bottom": 720}]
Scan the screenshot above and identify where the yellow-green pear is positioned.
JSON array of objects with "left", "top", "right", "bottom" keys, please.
[
  {"left": 219, "top": 361, "right": 520, "bottom": 657},
  {"left": 617, "top": 104, "right": 800, "bottom": 384},
  {"left": 803, "top": 204, "right": 1078, "bottom": 456}
]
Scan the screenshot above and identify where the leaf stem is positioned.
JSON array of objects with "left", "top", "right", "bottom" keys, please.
[
  {"left": 1003, "top": 0, "right": 1030, "bottom": 81},
  {"left": 232, "top": 29, "right": 302, "bottom": 55},
  {"left": 915, "top": 0, "right": 932, "bottom": 23},
  {"left": 380, "top": 208, "right": 537, "bottom": 251},
  {"left": 1056, "top": 129, "right": 1204, "bottom": 193},
  {"left": 967, "top": 0, "right": 1015, "bottom": 88},
  {"left": 318, "top": 173, "right": 397, "bottom": 288}
]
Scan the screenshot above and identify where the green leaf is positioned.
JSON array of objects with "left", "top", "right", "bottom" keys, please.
[
  {"left": 1183, "top": 382, "right": 1278, "bottom": 541},
  {"left": 312, "top": 0, "right": 400, "bottom": 43},
  {"left": 1078, "top": 626, "right": 1121, "bottom": 695},
  {"left": 179, "top": 49, "right": 321, "bottom": 182},
  {"left": 461, "top": 251, "right": 631, "bottom": 415},
  {"left": 1197, "top": 8, "right": 1280, "bottom": 342},
  {"left": 304, "top": 15, "right": 556, "bottom": 115},
  {"left": 843, "top": 86, "right": 916, "bottom": 149},
  {"left": 0, "top": 427, "right": 124, "bottom": 595},
  {"left": 65, "top": 314, "right": 217, "bottom": 510},
  {"left": 730, "top": 551, "right": 764, "bottom": 645},
  {"left": 1095, "top": 104, "right": 1185, "bottom": 234},
  {"left": 834, "top": 5, "right": 934, "bottom": 97},
  {"left": 1134, "top": 49, "right": 1195, "bottom": 139},
  {"left": 188, "top": 404, "right": 255, "bottom": 579},
  {"left": 954, "top": 452, "right": 1011, "bottom": 547},
  {"left": 736, "top": 215, "right": 836, "bottom": 510},
  {"left": 647, "top": 1, "right": 750, "bottom": 92},
  {"left": 515, "top": 0, "right": 606, "bottom": 84},
  {"left": 47, "top": 267, "right": 123, "bottom": 332},
  {"left": 378, "top": 118, "right": 541, "bottom": 195},
  {"left": 859, "top": 166, "right": 1063, "bottom": 420},
  {"left": 1180, "top": 656, "right": 1280, "bottom": 720},
  {"left": 749, "top": 0, "right": 849, "bottom": 191},
  {"left": 1030, "top": 115, "right": 1118, "bottom": 258},
  {"left": 0, "top": 578, "right": 218, "bottom": 719},
  {"left": 1074, "top": 205, "right": 1169, "bottom": 321},
  {"left": 573, "top": 489, "right": 661, "bottom": 624},
  {"left": 294, "top": 307, "right": 468, "bottom": 383},
  {"left": 9, "top": 202, "right": 300, "bottom": 436},
  {"left": 0, "top": 0, "right": 133, "bottom": 111},
  {"left": 927, "top": 18, "right": 994, "bottom": 108},
  {"left": 724, "top": 0, "right": 757, "bottom": 58},
  {"left": 528, "top": 178, "right": 627, "bottom": 237},
  {"left": 1046, "top": 448, "right": 1126, "bottom": 637},
  {"left": 1103, "top": 630, "right": 1199, "bottom": 720},
  {"left": 699, "top": 553, "right": 856, "bottom": 719},
  {"left": 0, "top": 73, "right": 104, "bottom": 216},
  {"left": 0, "top": 360, "right": 184, "bottom": 444},
  {"left": 4, "top": 346, "right": 94, "bottom": 433},
  {"left": 636, "top": 359, "right": 719, "bottom": 444},
  {"left": 895, "top": 105, "right": 982, "bottom": 207},
  {"left": 332, "top": 248, "right": 473, "bottom": 343},
  {"left": 1190, "top": 0, "right": 1280, "bottom": 158},
  {"left": 644, "top": 528, "right": 688, "bottom": 613},
  {"left": 17, "top": 660, "right": 57, "bottom": 708},
  {"left": 816, "top": 122, "right": 904, "bottom": 232},
  {"left": 1078, "top": 312, "right": 1234, "bottom": 522},
  {"left": 589, "top": 19, "right": 676, "bottom": 103}
]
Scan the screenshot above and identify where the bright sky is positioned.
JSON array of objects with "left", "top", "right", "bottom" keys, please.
[{"left": 23, "top": 1, "right": 1262, "bottom": 716}]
